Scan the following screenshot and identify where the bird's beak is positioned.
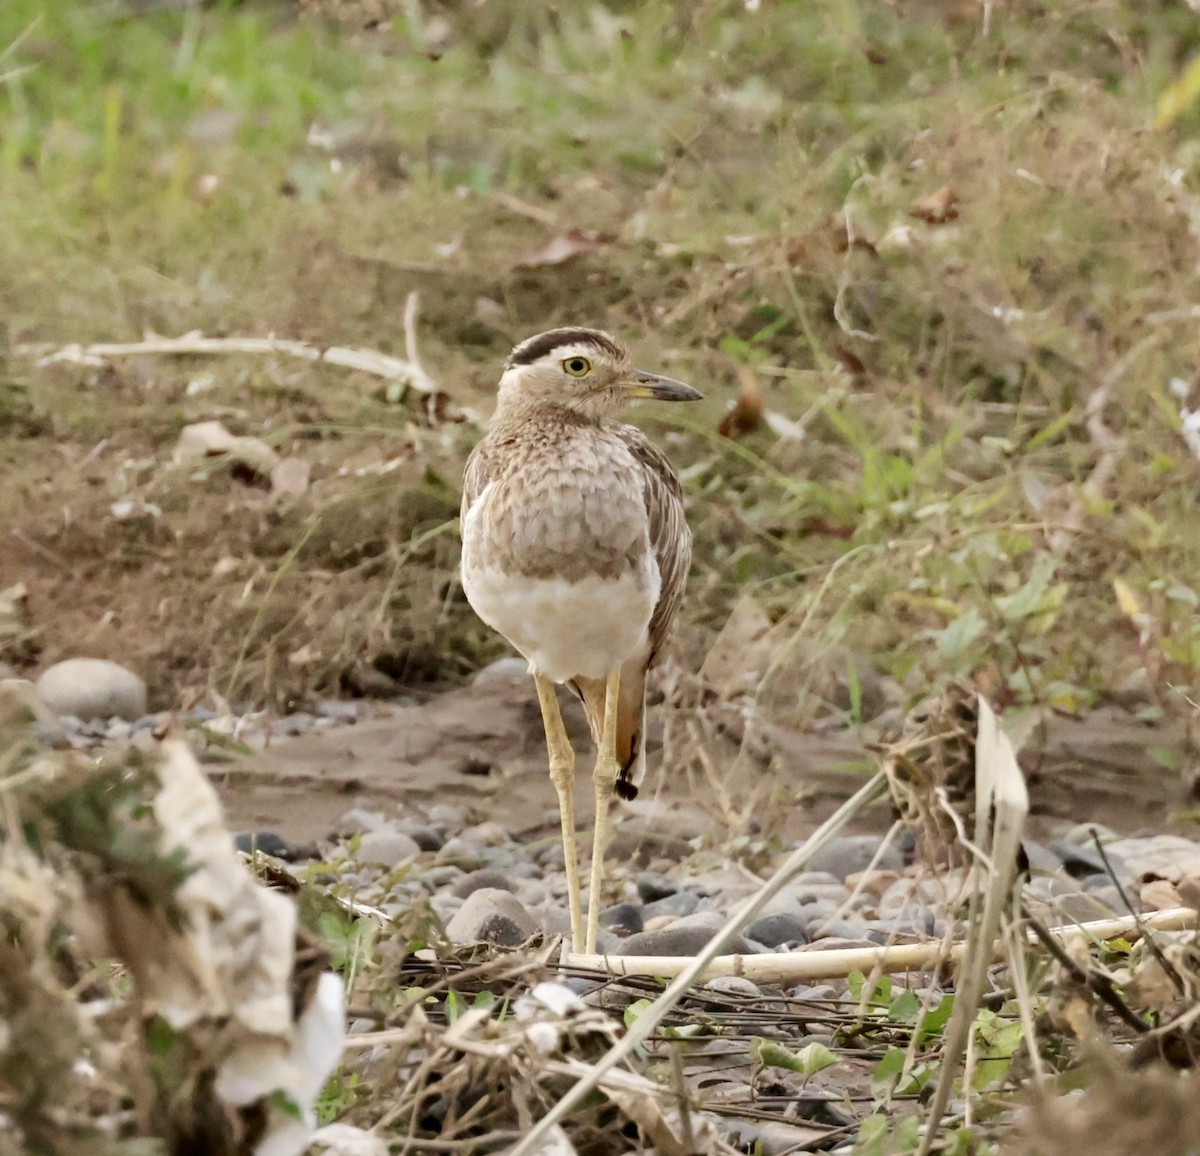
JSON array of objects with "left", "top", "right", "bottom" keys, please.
[{"left": 623, "top": 370, "right": 703, "bottom": 402}]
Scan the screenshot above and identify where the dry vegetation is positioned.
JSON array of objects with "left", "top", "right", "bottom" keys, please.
[
  {"left": 7, "top": 1, "right": 1200, "bottom": 1152},
  {"left": 3, "top": 0, "right": 1200, "bottom": 730}
]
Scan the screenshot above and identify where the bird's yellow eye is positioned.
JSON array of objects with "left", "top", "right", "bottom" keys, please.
[{"left": 562, "top": 356, "right": 591, "bottom": 377}]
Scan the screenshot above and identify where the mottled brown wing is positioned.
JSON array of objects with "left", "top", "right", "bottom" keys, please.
[
  {"left": 618, "top": 423, "right": 692, "bottom": 667},
  {"left": 460, "top": 439, "right": 495, "bottom": 523}
]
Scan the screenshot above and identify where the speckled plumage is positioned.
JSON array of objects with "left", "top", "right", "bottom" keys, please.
[{"left": 460, "top": 329, "right": 695, "bottom": 797}]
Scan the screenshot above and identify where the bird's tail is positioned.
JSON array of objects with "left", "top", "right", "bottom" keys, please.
[{"left": 571, "top": 654, "right": 647, "bottom": 800}]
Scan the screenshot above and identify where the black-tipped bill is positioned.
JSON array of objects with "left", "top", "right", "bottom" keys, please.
[{"left": 624, "top": 370, "right": 703, "bottom": 402}]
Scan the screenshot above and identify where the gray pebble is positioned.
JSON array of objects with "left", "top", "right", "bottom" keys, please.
[
  {"left": 600, "top": 903, "right": 644, "bottom": 936},
  {"left": 452, "top": 868, "right": 518, "bottom": 899},
  {"left": 1021, "top": 840, "right": 1064, "bottom": 873},
  {"left": 616, "top": 924, "right": 752, "bottom": 957},
  {"left": 636, "top": 873, "right": 679, "bottom": 902},
  {"left": 812, "top": 918, "right": 886, "bottom": 944},
  {"left": 36, "top": 658, "right": 147, "bottom": 722},
  {"left": 642, "top": 890, "right": 701, "bottom": 920},
  {"left": 445, "top": 888, "right": 536, "bottom": 945},
  {"left": 354, "top": 828, "right": 421, "bottom": 866},
  {"left": 703, "top": 976, "right": 761, "bottom": 999},
  {"left": 1050, "top": 838, "right": 1112, "bottom": 879},
  {"left": 806, "top": 835, "right": 904, "bottom": 879},
  {"left": 402, "top": 826, "right": 444, "bottom": 852},
  {"left": 746, "top": 913, "right": 809, "bottom": 948},
  {"left": 235, "top": 830, "right": 299, "bottom": 860}
]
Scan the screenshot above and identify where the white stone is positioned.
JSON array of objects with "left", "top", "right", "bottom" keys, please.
[{"left": 36, "top": 658, "right": 147, "bottom": 721}]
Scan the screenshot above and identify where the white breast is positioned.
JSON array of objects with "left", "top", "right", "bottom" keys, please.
[{"left": 462, "top": 561, "right": 660, "bottom": 683}]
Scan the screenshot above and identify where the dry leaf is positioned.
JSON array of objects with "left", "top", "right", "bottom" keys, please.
[
  {"left": 514, "top": 229, "right": 607, "bottom": 268},
  {"left": 174, "top": 419, "right": 281, "bottom": 480},
  {"left": 910, "top": 185, "right": 960, "bottom": 223},
  {"left": 717, "top": 366, "right": 763, "bottom": 439}
]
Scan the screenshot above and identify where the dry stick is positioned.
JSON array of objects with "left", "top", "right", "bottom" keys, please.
[
  {"left": 23, "top": 333, "right": 435, "bottom": 391},
  {"left": 558, "top": 907, "right": 1197, "bottom": 985},
  {"left": 509, "top": 770, "right": 889, "bottom": 1156}
]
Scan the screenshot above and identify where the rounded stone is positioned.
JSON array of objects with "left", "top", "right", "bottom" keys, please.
[
  {"left": 451, "top": 868, "right": 518, "bottom": 899},
  {"left": 746, "top": 913, "right": 809, "bottom": 948},
  {"left": 636, "top": 873, "right": 679, "bottom": 903},
  {"left": 600, "top": 902, "right": 644, "bottom": 936},
  {"left": 36, "top": 658, "right": 147, "bottom": 721},
  {"left": 616, "top": 924, "right": 753, "bottom": 957},
  {"left": 445, "top": 888, "right": 537, "bottom": 945},
  {"left": 234, "top": 830, "right": 299, "bottom": 860},
  {"left": 354, "top": 828, "right": 422, "bottom": 866},
  {"left": 805, "top": 835, "right": 904, "bottom": 879},
  {"left": 642, "top": 890, "right": 701, "bottom": 921}
]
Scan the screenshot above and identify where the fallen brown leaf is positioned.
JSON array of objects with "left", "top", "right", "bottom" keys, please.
[
  {"left": 910, "top": 185, "right": 960, "bottom": 224},
  {"left": 718, "top": 366, "right": 764, "bottom": 439}
]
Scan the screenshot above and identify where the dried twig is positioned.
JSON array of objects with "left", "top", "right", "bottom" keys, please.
[{"left": 13, "top": 297, "right": 472, "bottom": 419}]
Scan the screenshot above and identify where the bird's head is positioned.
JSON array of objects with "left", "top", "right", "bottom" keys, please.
[{"left": 495, "top": 327, "right": 702, "bottom": 421}]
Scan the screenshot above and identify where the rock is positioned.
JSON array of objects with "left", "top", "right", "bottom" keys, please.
[
  {"left": 803, "top": 935, "right": 881, "bottom": 952},
  {"left": 401, "top": 825, "right": 444, "bottom": 852},
  {"left": 333, "top": 807, "right": 388, "bottom": 836},
  {"left": 36, "top": 658, "right": 147, "bottom": 721},
  {"left": 600, "top": 902, "right": 644, "bottom": 936},
  {"left": 878, "top": 874, "right": 965, "bottom": 915},
  {"left": 805, "top": 835, "right": 904, "bottom": 879},
  {"left": 616, "top": 923, "right": 752, "bottom": 957},
  {"left": 1049, "top": 838, "right": 1112, "bottom": 879},
  {"left": 703, "top": 976, "right": 761, "bottom": 999},
  {"left": 354, "top": 828, "right": 421, "bottom": 865},
  {"left": 619, "top": 912, "right": 748, "bottom": 960},
  {"left": 636, "top": 872, "right": 679, "bottom": 902},
  {"left": 642, "top": 890, "right": 701, "bottom": 921},
  {"left": 234, "top": 830, "right": 300, "bottom": 860},
  {"left": 1021, "top": 840, "right": 1064, "bottom": 873},
  {"left": 445, "top": 888, "right": 537, "bottom": 946},
  {"left": 746, "top": 913, "right": 809, "bottom": 948},
  {"left": 812, "top": 919, "right": 886, "bottom": 944},
  {"left": 458, "top": 820, "right": 512, "bottom": 847},
  {"left": 451, "top": 868, "right": 518, "bottom": 899},
  {"left": 1104, "top": 835, "right": 1200, "bottom": 883}
]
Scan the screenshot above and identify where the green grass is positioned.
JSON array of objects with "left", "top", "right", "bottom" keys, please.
[{"left": 3, "top": 0, "right": 1200, "bottom": 718}]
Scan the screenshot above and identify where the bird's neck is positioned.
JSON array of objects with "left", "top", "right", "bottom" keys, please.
[{"left": 490, "top": 397, "right": 611, "bottom": 433}]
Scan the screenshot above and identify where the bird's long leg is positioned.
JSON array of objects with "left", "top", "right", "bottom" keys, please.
[
  {"left": 585, "top": 668, "right": 622, "bottom": 954},
  {"left": 534, "top": 674, "right": 584, "bottom": 953}
]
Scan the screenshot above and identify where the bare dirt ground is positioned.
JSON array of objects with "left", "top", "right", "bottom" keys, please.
[{"left": 214, "top": 662, "right": 1195, "bottom": 849}]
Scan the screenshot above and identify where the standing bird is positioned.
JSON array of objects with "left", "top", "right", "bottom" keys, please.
[{"left": 460, "top": 328, "right": 701, "bottom": 953}]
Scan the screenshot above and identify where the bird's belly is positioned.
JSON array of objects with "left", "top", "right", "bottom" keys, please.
[{"left": 462, "top": 565, "right": 659, "bottom": 683}]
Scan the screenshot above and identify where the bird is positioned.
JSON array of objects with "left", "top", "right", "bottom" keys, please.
[{"left": 459, "top": 327, "right": 702, "bottom": 953}]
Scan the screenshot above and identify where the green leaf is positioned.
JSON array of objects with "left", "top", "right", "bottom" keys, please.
[
  {"left": 752, "top": 1038, "right": 838, "bottom": 1076},
  {"left": 935, "top": 608, "right": 987, "bottom": 662},
  {"left": 624, "top": 998, "right": 654, "bottom": 1030},
  {"left": 886, "top": 990, "right": 921, "bottom": 1024}
]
